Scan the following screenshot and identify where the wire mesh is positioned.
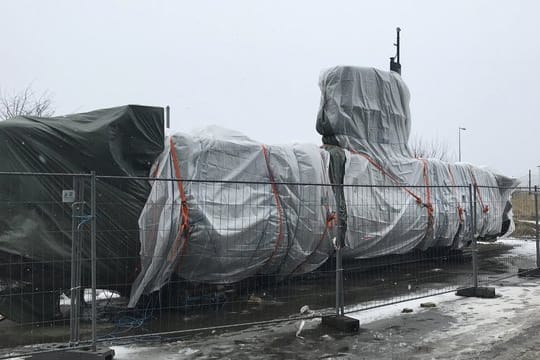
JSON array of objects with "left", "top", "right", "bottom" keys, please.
[
  {"left": 0, "top": 175, "right": 538, "bottom": 358},
  {"left": 0, "top": 173, "right": 94, "bottom": 353},
  {"left": 93, "top": 177, "right": 338, "bottom": 342},
  {"left": 90, "top": 179, "right": 481, "bottom": 340},
  {"left": 342, "top": 184, "right": 474, "bottom": 314},
  {"left": 477, "top": 187, "right": 539, "bottom": 285}
]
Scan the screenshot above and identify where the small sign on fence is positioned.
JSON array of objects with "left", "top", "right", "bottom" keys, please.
[{"left": 62, "top": 189, "right": 75, "bottom": 203}]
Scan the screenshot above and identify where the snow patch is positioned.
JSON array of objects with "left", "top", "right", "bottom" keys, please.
[
  {"left": 59, "top": 289, "right": 120, "bottom": 306},
  {"left": 346, "top": 292, "right": 458, "bottom": 324}
]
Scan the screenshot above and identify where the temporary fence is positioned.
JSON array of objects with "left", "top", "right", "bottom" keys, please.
[
  {"left": 475, "top": 186, "right": 540, "bottom": 284},
  {"left": 0, "top": 174, "right": 538, "bottom": 359},
  {"left": 0, "top": 173, "right": 95, "bottom": 353}
]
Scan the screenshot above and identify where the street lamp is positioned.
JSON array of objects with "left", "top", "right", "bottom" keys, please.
[{"left": 458, "top": 127, "right": 466, "bottom": 162}]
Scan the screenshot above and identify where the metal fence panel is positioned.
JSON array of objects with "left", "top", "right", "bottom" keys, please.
[
  {"left": 0, "top": 175, "right": 538, "bottom": 358},
  {"left": 93, "top": 177, "right": 337, "bottom": 343},
  {"left": 476, "top": 187, "right": 539, "bottom": 285},
  {"left": 0, "top": 173, "right": 93, "bottom": 355}
]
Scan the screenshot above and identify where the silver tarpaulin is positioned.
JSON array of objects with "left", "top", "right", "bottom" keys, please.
[
  {"left": 129, "top": 127, "right": 336, "bottom": 306},
  {"left": 316, "top": 66, "right": 518, "bottom": 259},
  {"left": 129, "top": 67, "right": 518, "bottom": 306}
]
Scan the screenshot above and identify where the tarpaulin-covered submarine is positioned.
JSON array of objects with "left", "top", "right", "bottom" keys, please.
[{"left": 0, "top": 66, "right": 518, "bottom": 322}]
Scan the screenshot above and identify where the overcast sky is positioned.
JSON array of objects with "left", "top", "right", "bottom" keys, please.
[{"left": 1, "top": 0, "right": 538, "bottom": 177}]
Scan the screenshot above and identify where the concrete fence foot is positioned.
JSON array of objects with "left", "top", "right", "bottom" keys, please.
[
  {"left": 518, "top": 268, "right": 540, "bottom": 277},
  {"left": 322, "top": 315, "right": 360, "bottom": 332},
  {"left": 456, "top": 287, "right": 496, "bottom": 298},
  {"left": 30, "top": 344, "right": 114, "bottom": 360}
]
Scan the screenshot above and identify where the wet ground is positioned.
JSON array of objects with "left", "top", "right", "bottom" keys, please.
[
  {"left": 110, "top": 277, "right": 540, "bottom": 359},
  {"left": 0, "top": 237, "right": 538, "bottom": 358}
]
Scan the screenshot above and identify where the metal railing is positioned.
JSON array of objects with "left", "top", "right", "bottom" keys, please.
[{"left": 0, "top": 174, "right": 537, "bottom": 359}]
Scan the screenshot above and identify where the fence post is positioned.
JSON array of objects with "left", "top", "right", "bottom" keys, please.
[
  {"left": 340, "top": 245, "right": 344, "bottom": 315},
  {"left": 91, "top": 171, "right": 97, "bottom": 351},
  {"left": 335, "top": 194, "right": 344, "bottom": 316},
  {"left": 70, "top": 175, "right": 83, "bottom": 345},
  {"left": 322, "top": 182, "right": 358, "bottom": 332},
  {"left": 456, "top": 184, "right": 496, "bottom": 298},
  {"left": 470, "top": 184, "right": 478, "bottom": 289},
  {"left": 69, "top": 176, "right": 77, "bottom": 345},
  {"left": 335, "top": 244, "right": 340, "bottom": 315},
  {"left": 535, "top": 185, "right": 539, "bottom": 269}
]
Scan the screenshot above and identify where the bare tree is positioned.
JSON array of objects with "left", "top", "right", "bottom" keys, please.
[
  {"left": 0, "top": 86, "right": 54, "bottom": 120},
  {"left": 409, "top": 135, "right": 452, "bottom": 162}
]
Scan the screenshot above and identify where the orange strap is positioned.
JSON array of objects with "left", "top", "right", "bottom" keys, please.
[
  {"left": 421, "top": 159, "right": 434, "bottom": 219},
  {"left": 346, "top": 148, "right": 425, "bottom": 207},
  {"left": 290, "top": 194, "right": 337, "bottom": 275},
  {"left": 261, "top": 145, "right": 284, "bottom": 266},
  {"left": 319, "top": 206, "right": 337, "bottom": 251},
  {"left": 447, "top": 164, "right": 464, "bottom": 223},
  {"left": 468, "top": 168, "right": 489, "bottom": 214},
  {"left": 167, "top": 137, "right": 190, "bottom": 263},
  {"left": 324, "top": 145, "right": 435, "bottom": 234},
  {"left": 346, "top": 147, "right": 435, "bottom": 237}
]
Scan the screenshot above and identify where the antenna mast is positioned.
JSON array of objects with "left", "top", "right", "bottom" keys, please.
[{"left": 390, "top": 27, "right": 402, "bottom": 74}]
